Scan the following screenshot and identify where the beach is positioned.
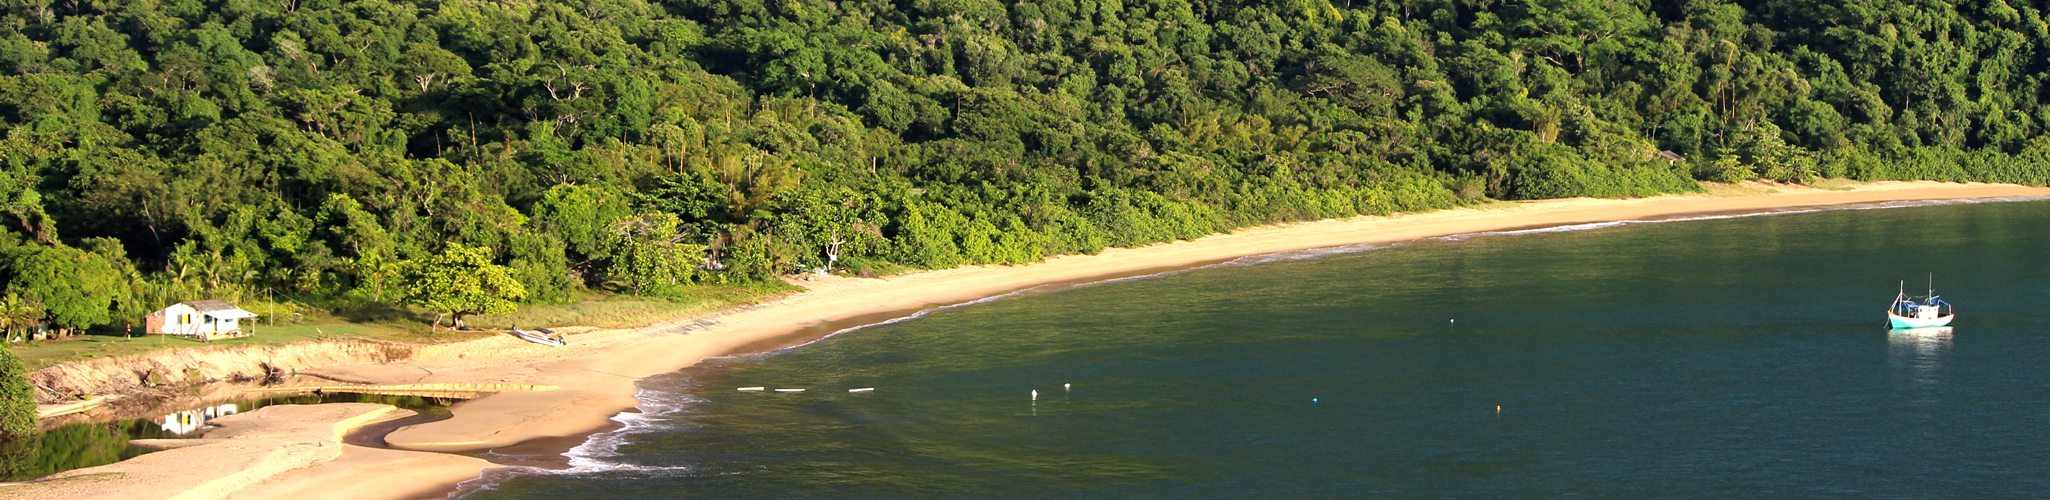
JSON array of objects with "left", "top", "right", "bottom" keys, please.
[{"left": 16, "top": 180, "right": 2050, "bottom": 500}]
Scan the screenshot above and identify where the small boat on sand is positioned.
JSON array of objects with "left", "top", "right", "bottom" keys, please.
[
  {"left": 1887, "top": 278, "right": 1954, "bottom": 329},
  {"left": 512, "top": 325, "right": 567, "bottom": 347}
]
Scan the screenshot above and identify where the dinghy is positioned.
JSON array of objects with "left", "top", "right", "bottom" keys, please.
[
  {"left": 511, "top": 326, "right": 567, "bottom": 347},
  {"left": 1887, "top": 277, "right": 1954, "bottom": 329}
]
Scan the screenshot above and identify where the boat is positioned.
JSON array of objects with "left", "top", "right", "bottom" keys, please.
[
  {"left": 511, "top": 325, "right": 566, "bottom": 347},
  {"left": 1887, "top": 277, "right": 1954, "bottom": 329}
]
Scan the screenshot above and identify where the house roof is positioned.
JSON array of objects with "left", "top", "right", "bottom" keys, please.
[
  {"left": 181, "top": 299, "right": 242, "bottom": 312},
  {"left": 208, "top": 309, "right": 261, "bottom": 320}
]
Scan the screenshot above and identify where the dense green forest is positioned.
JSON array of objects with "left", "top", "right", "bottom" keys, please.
[{"left": 0, "top": 0, "right": 2047, "bottom": 332}]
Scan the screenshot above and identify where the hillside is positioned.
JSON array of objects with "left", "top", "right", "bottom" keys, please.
[{"left": 0, "top": 0, "right": 2046, "bottom": 331}]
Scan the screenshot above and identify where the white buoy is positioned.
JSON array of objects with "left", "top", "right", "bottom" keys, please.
[
  {"left": 1031, "top": 390, "right": 1038, "bottom": 400},
  {"left": 775, "top": 388, "right": 805, "bottom": 393},
  {"left": 1313, "top": 398, "right": 1319, "bottom": 404},
  {"left": 737, "top": 387, "right": 765, "bottom": 391},
  {"left": 1064, "top": 383, "right": 1071, "bottom": 391},
  {"left": 849, "top": 388, "right": 875, "bottom": 393}
]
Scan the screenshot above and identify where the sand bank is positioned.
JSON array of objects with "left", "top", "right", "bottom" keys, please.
[
  {"left": 44, "top": 181, "right": 2050, "bottom": 499},
  {"left": 0, "top": 403, "right": 491, "bottom": 500}
]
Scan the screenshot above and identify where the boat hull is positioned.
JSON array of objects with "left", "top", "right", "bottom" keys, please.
[
  {"left": 1888, "top": 311, "right": 1954, "bottom": 329},
  {"left": 512, "top": 330, "right": 566, "bottom": 347}
]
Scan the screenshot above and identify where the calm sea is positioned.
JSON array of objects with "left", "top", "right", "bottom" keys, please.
[{"left": 459, "top": 197, "right": 2050, "bottom": 498}]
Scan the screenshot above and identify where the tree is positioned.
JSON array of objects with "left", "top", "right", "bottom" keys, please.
[
  {"left": 350, "top": 253, "right": 403, "bottom": 302},
  {"left": 3, "top": 243, "right": 126, "bottom": 335},
  {"left": 604, "top": 213, "right": 704, "bottom": 296},
  {"left": 0, "top": 294, "right": 42, "bottom": 343},
  {"left": 0, "top": 346, "right": 37, "bottom": 438},
  {"left": 399, "top": 244, "right": 527, "bottom": 329}
]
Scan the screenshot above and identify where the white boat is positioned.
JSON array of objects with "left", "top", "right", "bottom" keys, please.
[
  {"left": 511, "top": 326, "right": 566, "bottom": 347},
  {"left": 1887, "top": 278, "right": 1954, "bottom": 329}
]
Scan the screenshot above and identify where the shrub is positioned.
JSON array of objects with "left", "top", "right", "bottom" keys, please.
[{"left": 0, "top": 348, "right": 38, "bottom": 439}]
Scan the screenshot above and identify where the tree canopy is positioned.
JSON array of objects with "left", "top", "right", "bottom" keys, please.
[
  {"left": 0, "top": 0, "right": 2045, "bottom": 331},
  {"left": 400, "top": 244, "right": 527, "bottom": 327}
]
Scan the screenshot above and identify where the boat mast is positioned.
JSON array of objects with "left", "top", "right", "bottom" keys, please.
[{"left": 1895, "top": 280, "right": 1905, "bottom": 314}]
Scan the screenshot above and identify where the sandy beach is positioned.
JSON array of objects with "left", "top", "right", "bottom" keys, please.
[{"left": 16, "top": 180, "right": 2050, "bottom": 500}]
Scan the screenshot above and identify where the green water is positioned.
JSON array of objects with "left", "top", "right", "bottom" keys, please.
[{"left": 465, "top": 198, "right": 2050, "bottom": 498}]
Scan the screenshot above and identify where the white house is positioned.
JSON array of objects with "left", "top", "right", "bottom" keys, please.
[
  {"left": 156, "top": 404, "right": 239, "bottom": 435},
  {"left": 146, "top": 299, "right": 259, "bottom": 339}
]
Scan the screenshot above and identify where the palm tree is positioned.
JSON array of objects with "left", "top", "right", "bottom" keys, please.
[{"left": 0, "top": 294, "right": 43, "bottom": 343}]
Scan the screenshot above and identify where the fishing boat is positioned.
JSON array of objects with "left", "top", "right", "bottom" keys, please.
[
  {"left": 511, "top": 325, "right": 567, "bottom": 347},
  {"left": 1887, "top": 278, "right": 1954, "bottom": 329}
]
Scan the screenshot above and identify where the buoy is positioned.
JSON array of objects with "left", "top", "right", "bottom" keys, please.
[
  {"left": 1064, "top": 383, "right": 1071, "bottom": 391},
  {"left": 737, "top": 387, "right": 764, "bottom": 391},
  {"left": 1312, "top": 398, "right": 1318, "bottom": 404},
  {"left": 1496, "top": 405, "right": 1502, "bottom": 414},
  {"left": 775, "top": 388, "right": 805, "bottom": 393},
  {"left": 849, "top": 388, "right": 875, "bottom": 393},
  {"left": 1031, "top": 390, "right": 1038, "bottom": 400}
]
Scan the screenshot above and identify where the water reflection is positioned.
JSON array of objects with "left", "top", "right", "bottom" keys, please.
[
  {"left": 154, "top": 404, "right": 239, "bottom": 435},
  {"left": 1888, "top": 327, "right": 1953, "bottom": 391}
]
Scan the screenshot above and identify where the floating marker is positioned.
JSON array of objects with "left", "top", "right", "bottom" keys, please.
[
  {"left": 775, "top": 388, "right": 806, "bottom": 393},
  {"left": 849, "top": 388, "right": 875, "bottom": 393},
  {"left": 1031, "top": 390, "right": 1038, "bottom": 400},
  {"left": 1496, "top": 405, "right": 1502, "bottom": 415},
  {"left": 737, "top": 387, "right": 765, "bottom": 391},
  {"left": 1312, "top": 398, "right": 1319, "bottom": 404},
  {"left": 1064, "top": 383, "right": 1071, "bottom": 391}
]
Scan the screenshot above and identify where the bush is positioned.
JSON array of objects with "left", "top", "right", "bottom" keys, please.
[{"left": 0, "top": 348, "right": 38, "bottom": 439}]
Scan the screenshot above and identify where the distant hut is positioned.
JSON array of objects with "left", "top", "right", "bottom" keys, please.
[{"left": 145, "top": 299, "right": 258, "bottom": 341}]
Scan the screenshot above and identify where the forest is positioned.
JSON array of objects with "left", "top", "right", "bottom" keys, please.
[{"left": 0, "top": 0, "right": 2048, "bottom": 332}]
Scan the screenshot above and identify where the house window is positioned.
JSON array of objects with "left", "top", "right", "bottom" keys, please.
[{"left": 179, "top": 314, "right": 190, "bottom": 324}]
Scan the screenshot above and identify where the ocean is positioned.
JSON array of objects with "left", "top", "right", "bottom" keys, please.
[{"left": 458, "top": 197, "right": 2050, "bottom": 498}]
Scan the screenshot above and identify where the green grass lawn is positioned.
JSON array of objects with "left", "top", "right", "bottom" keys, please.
[{"left": 9, "top": 282, "right": 800, "bottom": 370}]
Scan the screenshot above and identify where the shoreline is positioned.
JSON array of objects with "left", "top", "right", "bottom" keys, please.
[{"left": 30, "top": 180, "right": 2050, "bottom": 499}]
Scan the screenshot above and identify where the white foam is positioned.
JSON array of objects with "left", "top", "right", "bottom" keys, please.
[{"left": 448, "top": 385, "right": 702, "bottom": 497}]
